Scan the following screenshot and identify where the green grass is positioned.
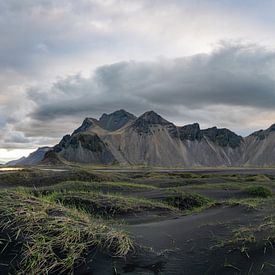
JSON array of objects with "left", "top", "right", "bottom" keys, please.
[
  {"left": 0, "top": 168, "right": 117, "bottom": 188},
  {"left": 224, "top": 198, "right": 266, "bottom": 209},
  {"left": 161, "top": 189, "right": 215, "bottom": 213},
  {"left": 0, "top": 190, "right": 133, "bottom": 274},
  {"left": 44, "top": 191, "right": 178, "bottom": 217},
  {"left": 244, "top": 174, "right": 271, "bottom": 182},
  {"left": 30, "top": 180, "right": 156, "bottom": 196},
  {"left": 244, "top": 185, "right": 272, "bottom": 198}
]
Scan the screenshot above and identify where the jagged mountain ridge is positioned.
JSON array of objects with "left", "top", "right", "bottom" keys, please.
[{"left": 40, "top": 109, "right": 275, "bottom": 167}]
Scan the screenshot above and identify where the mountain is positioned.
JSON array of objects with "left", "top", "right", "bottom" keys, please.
[
  {"left": 6, "top": 147, "right": 51, "bottom": 166},
  {"left": 5, "top": 156, "right": 27, "bottom": 166},
  {"left": 98, "top": 109, "right": 136, "bottom": 131},
  {"left": 41, "top": 109, "right": 275, "bottom": 167},
  {"left": 241, "top": 125, "right": 275, "bottom": 166},
  {"left": 73, "top": 109, "right": 136, "bottom": 134}
]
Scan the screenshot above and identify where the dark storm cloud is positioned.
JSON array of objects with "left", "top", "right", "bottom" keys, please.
[{"left": 30, "top": 43, "right": 275, "bottom": 123}]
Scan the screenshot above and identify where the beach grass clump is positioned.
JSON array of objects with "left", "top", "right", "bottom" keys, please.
[
  {"left": 47, "top": 191, "right": 177, "bottom": 217},
  {"left": 244, "top": 186, "right": 272, "bottom": 198},
  {"left": 163, "top": 191, "right": 213, "bottom": 211},
  {"left": 0, "top": 190, "right": 133, "bottom": 274}
]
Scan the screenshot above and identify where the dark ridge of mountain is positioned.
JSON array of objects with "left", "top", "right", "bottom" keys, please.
[
  {"left": 73, "top": 110, "right": 136, "bottom": 135},
  {"left": 51, "top": 131, "right": 116, "bottom": 164},
  {"left": 250, "top": 124, "right": 275, "bottom": 140},
  {"left": 169, "top": 123, "right": 203, "bottom": 141},
  {"left": 99, "top": 109, "right": 136, "bottom": 131},
  {"left": 54, "top": 134, "right": 72, "bottom": 152},
  {"left": 132, "top": 110, "right": 174, "bottom": 133},
  {"left": 41, "top": 150, "right": 63, "bottom": 165},
  {"left": 6, "top": 147, "right": 51, "bottom": 166},
  {"left": 73, "top": 118, "right": 98, "bottom": 135},
  {"left": 202, "top": 127, "right": 243, "bottom": 148},
  {"left": 41, "top": 110, "right": 275, "bottom": 167}
]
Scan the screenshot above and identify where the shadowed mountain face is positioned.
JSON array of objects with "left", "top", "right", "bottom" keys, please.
[
  {"left": 40, "top": 110, "right": 275, "bottom": 167},
  {"left": 99, "top": 109, "right": 136, "bottom": 131},
  {"left": 250, "top": 124, "right": 275, "bottom": 140}
]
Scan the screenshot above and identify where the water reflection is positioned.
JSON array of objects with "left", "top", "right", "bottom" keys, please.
[{"left": 0, "top": 167, "right": 23, "bottom": 171}]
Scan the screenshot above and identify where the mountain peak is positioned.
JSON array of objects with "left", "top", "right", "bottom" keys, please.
[
  {"left": 202, "top": 127, "right": 243, "bottom": 148},
  {"left": 99, "top": 109, "right": 136, "bottom": 131},
  {"left": 251, "top": 123, "right": 275, "bottom": 140},
  {"left": 99, "top": 109, "right": 133, "bottom": 120},
  {"left": 268, "top": 124, "right": 275, "bottom": 131},
  {"left": 132, "top": 110, "right": 173, "bottom": 133},
  {"left": 73, "top": 117, "right": 97, "bottom": 134},
  {"left": 138, "top": 110, "right": 171, "bottom": 125}
]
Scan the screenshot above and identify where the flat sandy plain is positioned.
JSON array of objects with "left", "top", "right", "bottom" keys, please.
[{"left": 1, "top": 166, "right": 275, "bottom": 274}]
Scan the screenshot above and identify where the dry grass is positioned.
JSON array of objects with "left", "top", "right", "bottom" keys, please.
[{"left": 0, "top": 190, "right": 133, "bottom": 274}]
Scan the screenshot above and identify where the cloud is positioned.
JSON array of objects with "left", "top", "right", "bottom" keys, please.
[
  {"left": 2, "top": 0, "right": 275, "bottom": 151},
  {"left": 29, "top": 43, "right": 275, "bottom": 126}
]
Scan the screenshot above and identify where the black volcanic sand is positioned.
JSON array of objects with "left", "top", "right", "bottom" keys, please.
[
  {"left": 181, "top": 188, "right": 245, "bottom": 200},
  {"left": 86, "top": 204, "right": 275, "bottom": 275}
]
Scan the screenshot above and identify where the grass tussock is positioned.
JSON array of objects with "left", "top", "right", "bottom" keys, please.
[
  {"left": 164, "top": 190, "right": 213, "bottom": 211},
  {"left": 244, "top": 185, "right": 272, "bottom": 198},
  {"left": 0, "top": 190, "right": 133, "bottom": 274}
]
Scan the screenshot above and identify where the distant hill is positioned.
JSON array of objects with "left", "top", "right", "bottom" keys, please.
[
  {"left": 6, "top": 147, "right": 51, "bottom": 166},
  {"left": 39, "top": 109, "right": 275, "bottom": 167}
]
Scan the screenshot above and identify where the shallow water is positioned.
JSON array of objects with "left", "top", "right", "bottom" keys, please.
[
  {"left": 39, "top": 168, "right": 68, "bottom": 172},
  {"left": 0, "top": 167, "right": 23, "bottom": 172}
]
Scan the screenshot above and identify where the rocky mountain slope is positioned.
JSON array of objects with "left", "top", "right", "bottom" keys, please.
[
  {"left": 6, "top": 147, "right": 51, "bottom": 166},
  {"left": 40, "top": 109, "right": 275, "bottom": 167}
]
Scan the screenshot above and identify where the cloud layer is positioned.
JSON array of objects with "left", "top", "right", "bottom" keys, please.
[
  {"left": 1, "top": 0, "right": 275, "bottom": 157},
  {"left": 29, "top": 42, "right": 275, "bottom": 129}
]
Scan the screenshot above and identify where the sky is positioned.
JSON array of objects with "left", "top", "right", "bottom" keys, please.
[{"left": 1, "top": 0, "right": 275, "bottom": 162}]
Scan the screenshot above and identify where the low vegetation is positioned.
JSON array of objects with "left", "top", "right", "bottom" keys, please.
[
  {"left": 0, "top": 190, "right": 133, "bottom": 274},
  {"left": 0, "top": 168, "right": 114, "bottom": 188},
  {"left": 244, "top": 185, "right": 272, "bottom": 198},
  {"left": 163, "top": 191, "right": 213, "bottom": 211},
  {"left": 214, "top": 214, "right": 275, "bottom": 261},
  {"left": 31, "top": 180, "right": 156, "bottom": 196},
  {"left": 224, "top": 198, "right": 266, "bottom": 209},
  {"left": 46, "top": 191, "right": 177, "bottom": 217}
]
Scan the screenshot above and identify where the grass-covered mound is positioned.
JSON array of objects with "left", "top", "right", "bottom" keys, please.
[
  {"left": 0, "top": 168, "right": 114, "bottom": 188},
  {"left": 31, "top": 180, "right": 156, "bottom": 196},
  {"left": 244, "top": 174, "right": 271, "bottom": 182},
  {"left": 0, "top": 190, "right": 133, "bottom": 274},
  {"left": 47, "top": 191, "right": 177, "bottom": 217},
  {"left": 163, "top": 191, "right": 213, "bottom": 211},
  {"left": 244, "top": 186, "right": 272, "bottom": 198}
]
